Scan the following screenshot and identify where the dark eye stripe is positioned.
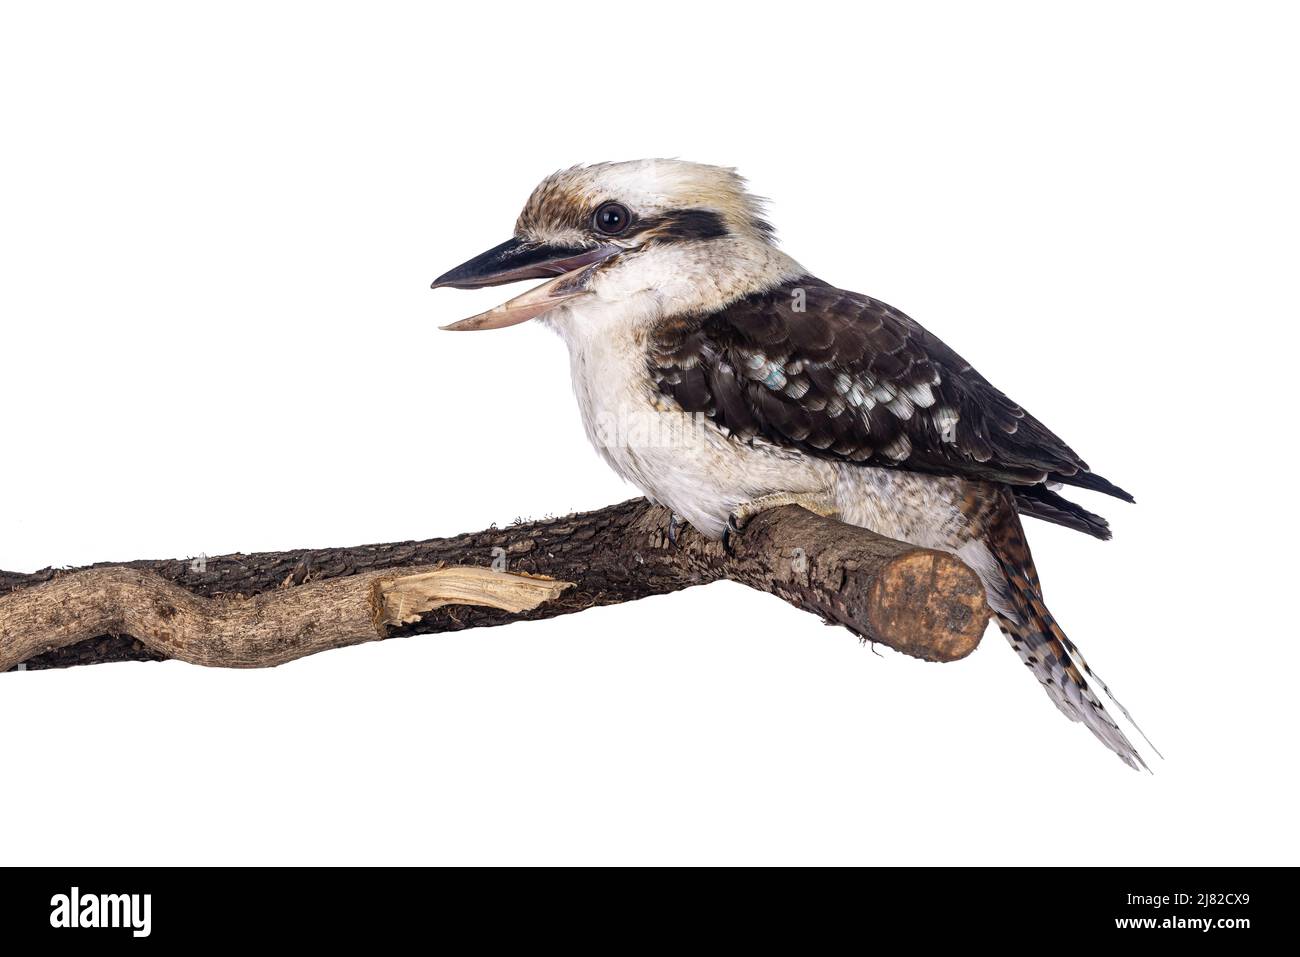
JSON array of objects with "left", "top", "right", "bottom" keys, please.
[
  {"left": 619, "top": 208, "right": 728, "bottom": 243},
  {"left": 644, "top": 209, "right": 728, "bottom": 242}
]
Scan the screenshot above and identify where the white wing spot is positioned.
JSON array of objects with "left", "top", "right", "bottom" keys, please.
[
  {"left": 902, "top": 381, "right": 937, "bottom": 408},
  {"left": 887, "top": 392, "right": 915, "bottom": 420}
]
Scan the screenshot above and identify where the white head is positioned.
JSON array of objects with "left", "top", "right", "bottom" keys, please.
[{"left": 432, "top": 160, "right": 803, "bottom": 332}]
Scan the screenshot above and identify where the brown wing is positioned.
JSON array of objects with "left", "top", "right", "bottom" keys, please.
[{"left": 648, "top": 276, "right": 1132, "bottom": 505}]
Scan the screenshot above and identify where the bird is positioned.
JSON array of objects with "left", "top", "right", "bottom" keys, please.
[{"left": 431, "top": 159, "right": 1154, "bottom": 770}]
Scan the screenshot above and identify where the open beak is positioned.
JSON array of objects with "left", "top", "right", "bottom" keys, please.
[{"left": 431, "top": 238, "right": 620, "bottom": 331}]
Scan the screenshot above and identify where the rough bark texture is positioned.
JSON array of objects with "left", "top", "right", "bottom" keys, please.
[{"left": 1, "top": 498, "right": 989, "bottom": 673}]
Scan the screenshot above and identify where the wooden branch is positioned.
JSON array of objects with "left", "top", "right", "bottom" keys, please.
[{"left": 1, "top": 499, "right": 989, "bottom": 673}]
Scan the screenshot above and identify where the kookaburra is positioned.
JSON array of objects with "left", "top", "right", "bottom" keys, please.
[{"left": 432, "top": 159, "right": 1153, "bottom": 769}]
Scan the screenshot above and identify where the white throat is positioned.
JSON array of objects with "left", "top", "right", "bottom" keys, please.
[{"left": 543, "top": 235, "right": 806, "bottom": 347}]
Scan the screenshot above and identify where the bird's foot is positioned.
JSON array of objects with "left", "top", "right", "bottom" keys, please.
[{"left": 723, "top": 492, "right": 838, "bottom": 554}]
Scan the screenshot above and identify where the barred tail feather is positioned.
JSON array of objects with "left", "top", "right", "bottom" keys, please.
[
  {"left": 1054, "top": 631, "right": 1164, "bottom": 762},
  {"left": 995, "top": 612, "right": 1147, "bottom": 770},
  {"left": 987, "top": 504, "right": 1152, "bottom": 770}
]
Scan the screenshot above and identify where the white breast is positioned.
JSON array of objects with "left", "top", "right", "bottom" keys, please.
[{"left": 546, "top": 294, "right": 834, "bottom": 539}]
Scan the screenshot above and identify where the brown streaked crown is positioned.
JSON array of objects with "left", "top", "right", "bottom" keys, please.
[{"left": 513, "top": 160, "right": 775, "bottom": 247}]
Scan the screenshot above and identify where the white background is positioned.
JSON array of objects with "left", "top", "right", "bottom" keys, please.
[{"left": 2, "top": 1, "right": 1296, "bottom": 865}]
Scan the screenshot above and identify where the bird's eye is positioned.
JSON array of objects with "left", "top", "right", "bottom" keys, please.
[{"left": 593, "top": 201, "right": 631, "bottom": 235}]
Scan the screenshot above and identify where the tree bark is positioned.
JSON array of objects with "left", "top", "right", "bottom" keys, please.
[{"left": 0, "top": 498, "right": 990, "bottom": 673}]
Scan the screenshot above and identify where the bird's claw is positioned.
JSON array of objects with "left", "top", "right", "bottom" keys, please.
[
  {"left": 722, "top": 511, "right": 747, "bottom": 555},
  {"left": 667, "top": 513, "right": 683, "bottom": 547}
]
